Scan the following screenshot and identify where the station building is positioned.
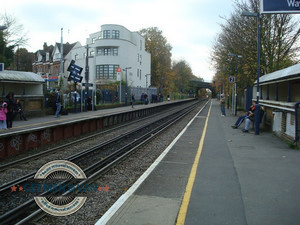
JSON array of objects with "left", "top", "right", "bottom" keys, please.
[
  {"left": 0, "top": 70, "right": 45, "bottom": 116},
  {"left": 252, "top": 63, "right": 300, "bottom": 143}
]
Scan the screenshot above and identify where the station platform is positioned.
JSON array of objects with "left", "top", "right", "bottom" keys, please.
[
  {"left": 0, "top": 99, "right": 195, "bottom": 159},
  {"left": 96, "top": 99, "right": 300, "bottom": 225},
  {"left": 4, "top": 100, "right": 179, "bottom": 135}
]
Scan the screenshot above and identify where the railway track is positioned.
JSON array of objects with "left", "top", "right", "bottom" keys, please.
[{"left": 0, "top": 99, "right": 209, "bottom": 225}]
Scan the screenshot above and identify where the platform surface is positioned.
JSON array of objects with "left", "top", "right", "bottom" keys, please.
[
  {"left": 1, "top": 100, "right": 185, "bottom": 136},
  {"left": 97, "top": 99, "right": 300, "bottom": 225}
]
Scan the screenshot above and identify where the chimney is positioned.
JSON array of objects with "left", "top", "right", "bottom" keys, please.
[{"left": 43, "top": 42, "right": 47, "bottom": 51}]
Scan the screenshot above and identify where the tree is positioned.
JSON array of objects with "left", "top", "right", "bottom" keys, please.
[
  {"left": 0, "top": 12, "right": 28, "bottom": 69},
  {"left": 172, "top": 60, "right": 195, "bottom": 93},
  {"left": 211, "top": 0, "right": 300, "bottom": 96},
  {"left": 13, "top": 48, "right": 34, "bottom": 71},
  {"left": 139, "top": 27, "right": 172, "bottom": 88}
]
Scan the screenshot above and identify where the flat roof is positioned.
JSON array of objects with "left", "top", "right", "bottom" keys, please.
[
  {"left": 0, "top": 70, "right": 45, "bottom": 83},
  {"left": 257, "top": 63, "right": 300, "bottom": 84}
]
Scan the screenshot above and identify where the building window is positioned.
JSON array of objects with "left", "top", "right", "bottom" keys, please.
[
  {"left": 104, "top": 48, "right": 111, "bottom": 55},
  {"left": 96, "top": 65, "right": 119, "bottom": 79},
  {"left": 92, "top": 37, "right": 96, "bottom": 43},
  {"left": 103, "top": 30, "right": 110, "bottom": 39},
  {"left": 75, "top": 54, "right": 79, "bottom": 60},
  {"left": 90, "top": 51, "right": 95, "bottom": 56},
  {"left": 97, "top": 47, "right": 118, "bottom": 56},
  {"left": 113, "top": 48, "right": 118, "bottom": 56},
  {"left": 112, "top": 30, "right": 120, "bottom": 39}
]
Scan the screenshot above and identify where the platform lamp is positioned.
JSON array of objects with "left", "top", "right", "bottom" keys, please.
[
  {"left": 123, "top": 67, "right": 132, "bottom": 106},
  {"left": 242, "top": 10, "right": 261, "bottom": 135},
  {"left": 0, "top": 25, "right": 7, "bottom": 102}
]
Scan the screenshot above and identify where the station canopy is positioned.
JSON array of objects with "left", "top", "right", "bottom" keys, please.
[
  {"left": 0, "top": 70, "right": 45, "bottom": 83},
  {"left": 257, "top": 63, "right": 300, "bottom": 84}
]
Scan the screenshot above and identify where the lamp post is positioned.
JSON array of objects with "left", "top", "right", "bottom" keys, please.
[
  {"left": 123, "top": 67, "right": 131, "bottom": 106},
  {"left": 224, "top": 67, "right": 230, "bottom": 109},
  {"left": 0, "top": 25, "right": 7, "bottom": 102},
  {"left": 228, "top": 53, "right": 242, "bottom": 116},
  {"left": 242, "top": 11, "right": 261, "bottom": 135},
  {"left": 84, "top": 45, "right": 94, "bottom": 111}
]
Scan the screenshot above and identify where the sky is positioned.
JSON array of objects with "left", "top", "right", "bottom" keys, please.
[{"left": 0, "top": 0, "right": 235, "bottom": 82}]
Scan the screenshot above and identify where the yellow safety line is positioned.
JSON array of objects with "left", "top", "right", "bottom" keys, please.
[{"left": 176, "top": 100, "right": 212, "bottom": 225}]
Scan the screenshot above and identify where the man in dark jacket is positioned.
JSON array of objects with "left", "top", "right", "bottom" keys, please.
[
  {"left": 54, "top": 89, "right": 61, "bottom": 117},
  {"left": 231, "top": 101, "right": 256, "bottom": 129},
  {"left": 6, "top": 92, "right": 16, "bottom": 128}
]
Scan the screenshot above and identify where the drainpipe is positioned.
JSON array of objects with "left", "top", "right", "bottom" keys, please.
[{"left": 295, "top": 102, "right": 300, "bottom": 144}]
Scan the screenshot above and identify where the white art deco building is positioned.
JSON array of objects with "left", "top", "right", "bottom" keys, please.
[{"left": 66, "top": 24, "right": 151, "bottom": 89}]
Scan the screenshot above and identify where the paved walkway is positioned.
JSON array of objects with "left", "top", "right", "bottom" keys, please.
[{"left": 97, "top": 99, "right": 300, "bottom": 225}]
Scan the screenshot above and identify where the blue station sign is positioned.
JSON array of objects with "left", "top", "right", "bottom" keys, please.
[{"left": 261, "top": 0, "right": 300, "bottom": 14}]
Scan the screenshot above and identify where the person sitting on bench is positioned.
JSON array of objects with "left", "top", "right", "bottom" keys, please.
[{"left": 231, "top": 101, "right": 256, "bottom": 129}]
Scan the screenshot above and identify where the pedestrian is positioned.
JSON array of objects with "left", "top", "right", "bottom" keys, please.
[
  {"left": 87, "top": 96, "right": 92, "bottom": 110},
  {"left": 231, "top": 101, "right": 256, "bottom": 129},
  {"left": 0, "top": 102, "right": 8, "bottom": 130},
  {"left": 131, "top": 93, "right": 135, "bottom": 108},
  {"left": 141, "top": 93, "right": 144, "bottom": 105},
  {"left": 220, "top": 93, "right": 226, "bottom": 116},
  {"left": 242, "top": 105, "right": 265, "bottom": 133},
  {"left": 15, "top": 99, "right": 27, "bottom": 121},
  {"left": 144, "top": 93, "right": 148, "bottom": 105},
  {"left": 6, "top": 92, "right": 16, "bottom": 128},
  {"left": 54, "top": 88, "right": 62, "bottom": 118}
]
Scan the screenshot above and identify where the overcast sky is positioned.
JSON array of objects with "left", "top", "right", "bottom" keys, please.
[{"left": 1, "top": 0, "right": 235, "bottom": 82}]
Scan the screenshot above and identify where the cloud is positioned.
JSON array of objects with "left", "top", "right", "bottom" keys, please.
[{"left": 0, "top": 0, "right": 234, "bottom": 81}]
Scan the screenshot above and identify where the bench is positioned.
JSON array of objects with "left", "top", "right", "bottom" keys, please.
[{"left": 252, "top": 109, "right": 266, "bottom": 130}]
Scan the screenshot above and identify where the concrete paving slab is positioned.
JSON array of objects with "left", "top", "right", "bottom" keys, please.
[{"left": 107, "top": 195, "right": 181, "bottom": 225}]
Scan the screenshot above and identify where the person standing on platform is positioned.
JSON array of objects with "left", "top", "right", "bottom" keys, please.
[
  {"left": 220, "top": 93, "right": 226, "bottom": 116},
  {"left": 131, "top": 93, "right": 135, "bottom": 108},
  {"left": 6, "top": 92, "right": 16, "bottom": 128},
  {"left": 54, "top": 88, "right": 61, "bottom": 118},
  {"left": 0, "top": 102, "right": 8, "bottom": 129},
  {"left": 144, "top": 93, "right": 148, "bottom": 105},
  {"left": 15, "top": 99, "right": 27, "bottom": 121}
]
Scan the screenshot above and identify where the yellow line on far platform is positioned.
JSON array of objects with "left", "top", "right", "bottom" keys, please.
[{"left": 175, "top": 100, "right": 212, "bottom": 225}]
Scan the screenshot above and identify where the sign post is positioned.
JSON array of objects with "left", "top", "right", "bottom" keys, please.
[{"left": 117, "top": 67, "right": 121, "bottom": 103}]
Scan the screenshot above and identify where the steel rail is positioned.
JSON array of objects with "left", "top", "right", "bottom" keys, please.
[{"left": 0, "top": 100, "right": 207, "bottom": 225}]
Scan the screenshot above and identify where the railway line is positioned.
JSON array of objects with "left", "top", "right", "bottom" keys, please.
[{"left": 0, "top": 99, "right": 209, "bottom": 225}]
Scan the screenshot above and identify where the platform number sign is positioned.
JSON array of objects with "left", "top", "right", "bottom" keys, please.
[{"left": 229, "top": 76, "right": 236, "bottom": 83}]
